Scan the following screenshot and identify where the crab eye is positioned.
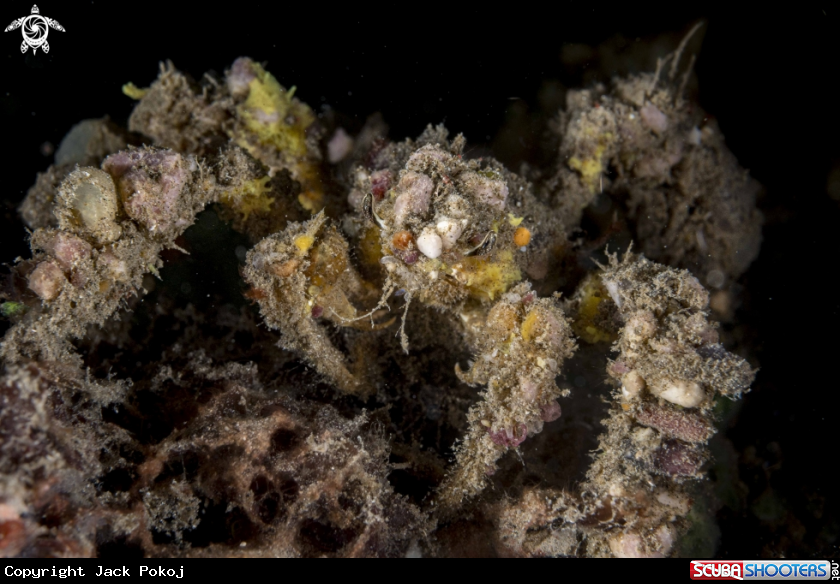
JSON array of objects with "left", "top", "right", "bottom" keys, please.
[
  {"left": 363, "top": 192, "right": 387, "bottom": 230},
  {"left": 465, "top": 231, "right": 496, "bottom": 256}
]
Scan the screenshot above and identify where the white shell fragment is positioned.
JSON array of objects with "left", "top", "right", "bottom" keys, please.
[
  {"left": 327, "top": 128, "right": 353, "bottom": 163},
  {"left": 435, "top": 217, "right": 463, "bottom": 249},
  {"left": 651, "top": 378, "right": 705, "bottom": 408},
  {"left": 57, "top": 167, "right": 122, "bottom": 244},
  {"left": 621, "top": 370, "right": 645, "bottom": 400},
  {"left": 603, "top": 278, "right": 623, "bottom": 310},
  {"left": 416, "top": 230, "right": 443, "bottom": 259}
]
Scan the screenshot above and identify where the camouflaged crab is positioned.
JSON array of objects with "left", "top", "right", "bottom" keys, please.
[
  {"left": 1, "top": 40, "right": 762, "bottom": 556},
  {"left": 240, "top": 130, "right": 581, "bottom": 510},
  {"left": 244, "top": 129, "right": 565, "bottom": 364}
]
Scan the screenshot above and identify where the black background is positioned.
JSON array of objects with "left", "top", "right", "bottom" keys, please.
[{"left": 1, "top": 3, "right": 838, "bottom": 558}]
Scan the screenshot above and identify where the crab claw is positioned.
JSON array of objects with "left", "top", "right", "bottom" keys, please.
[{"left": 42, "top": 40, "right": 49, "bottom": 54}]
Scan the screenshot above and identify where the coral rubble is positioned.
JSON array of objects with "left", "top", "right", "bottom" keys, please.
[{"left": 1, "top": 33, "right": 762, "bottom": 557}]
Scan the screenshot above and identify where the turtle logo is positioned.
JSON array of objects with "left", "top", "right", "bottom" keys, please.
[{"left": 5, "top": 5, "right": 64, "bottom": 54}]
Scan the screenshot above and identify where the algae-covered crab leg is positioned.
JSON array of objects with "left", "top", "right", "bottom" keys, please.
[
  {"left": 435, "top": 283, "right": 576, "bottom": 512},
  {"left": 568, "top": 251, "right": 754, "bottom": 557},
  {"left": 243, "top": 211, "right": 391, "bottom": 397}
]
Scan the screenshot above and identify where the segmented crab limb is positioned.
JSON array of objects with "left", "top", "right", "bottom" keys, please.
[
  {"left": 570, "top": 251, "right": 755, "bottom": 557},
  {"left": 435, "top": 283, "right": 576, "bottom": 512},
  {"left": 243, "top": 211, "right": 382, "bottom": 396}
]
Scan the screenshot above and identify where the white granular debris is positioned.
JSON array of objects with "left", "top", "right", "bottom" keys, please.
[
  {"left": 652, "top": 378, "right": 704, "bottom": 408},
  {"left": 435, "top": 217, "right": 463, "bottom": 249},
  {"left": 416, "top": 230, "right": 442, "bottom": 259}
]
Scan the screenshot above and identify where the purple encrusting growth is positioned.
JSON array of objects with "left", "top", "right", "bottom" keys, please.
[{"left": 102, "top": 149, "right": 195, "bottom": 237}]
